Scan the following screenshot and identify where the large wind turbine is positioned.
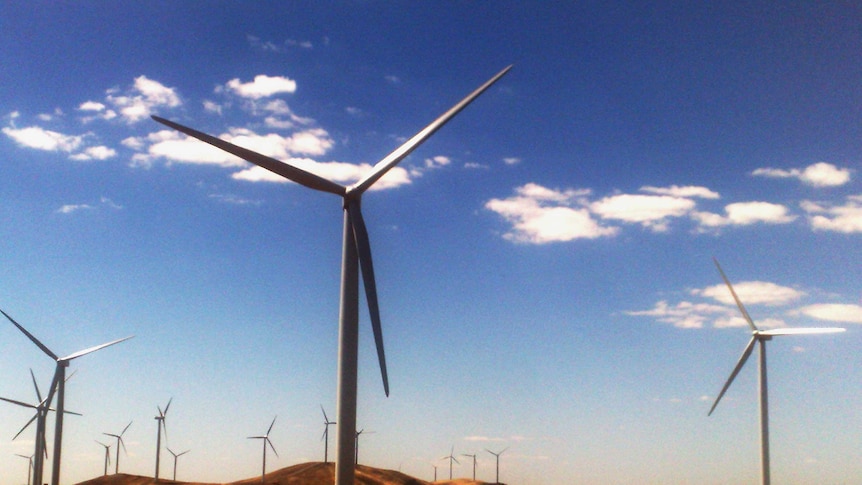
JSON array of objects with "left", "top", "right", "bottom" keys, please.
[
  {"left": 1, "top": 308, "right": 133, "bottom": 485},
  {"left": 485, "top": 447, "right": 508, "bottom": 484},
  {"left": 154, "top": 398, "right": 172, "bottom": 481},
  {"left": 103, "top": 421, "right": 132, "bottom": 474},
  {"left": 0, "top": 369, "right": 80, "bottom": 485},
  {"left": 321, "top": 405, "right": 336, "bottom": 464},
  {"left": 708, "top": 258, "right": 845, "bottom": 485},
  {"left": 152, "top": 64, "right": 511, "bottom": 485},
  {"left": 167, "top": 447, "right": 190, "bottom": 481},
  {"left": 95, "top": 441, "right": 111, "bottom": 476},
  {"left": 248, "top": 416, "right": 278, "bottom": 485}
]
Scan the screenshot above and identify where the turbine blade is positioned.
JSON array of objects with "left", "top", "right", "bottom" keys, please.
[
  {"left": 267, "top": 438, "right": 278, "bottom": 457},
  {"left": 0, "top": 308, "right": 59, "bottom": 360},
  {"left": 61, "top": 335, "right": 134, "bottom": 362},
  {"left": 712, "top": 258, "right": 757, "bottom": 331},
  {"left": 29, "top": 368, "right": 43, "bottom": 403},
  {"left": 163, "top": 397, "right": 172, "bottom": 415},
  {"left": 708, "top": 336, "right": 757, "bottom": 416},
  {"left": 12, "top": 413, "right": 38, "bottom": 440},
  {"left": 151, "top": 116, "right": 346, "bottom": 196},
  {"left": 121, "top": 420, "right": 132, "bottom": 436},
  {"left": 320, "top": 404, "right": 329, "bottom": 423},
  {"left": 267, "top": 416, "right": 277, "bottom": 435},
  {"left": 0, "top": 396, "right": 38, "bottom": 410},
  {"left": 119, "top": 437, "right": 127, "bottom": 455},
  {"left": 350, "top": 65, "right": 513, "bottom": 195},
  {"left": 348, "top": 202, "right": 389, "bottom": 396},
  {"left": 760, "top": 327, "right": 846, "bottom": 336}
]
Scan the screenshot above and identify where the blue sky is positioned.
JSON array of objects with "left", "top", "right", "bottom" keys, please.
[{"left": 1, "top": 2, "right": 860, "bottom": 484}]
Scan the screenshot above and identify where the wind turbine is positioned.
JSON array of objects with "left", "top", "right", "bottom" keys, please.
[
  {"left": 485, "top": 447, "right": 508, "bottom": 484},
  {"left": 1, "top": 369, "right": 80, "bottom": 485},
  {"left": 1, "top": 308, "right": 133, "bottom": 485},
  {"left": 440, "top": 446, "right": 459, "bottom": 480},
  {"left": 16, "top": 453, "right": 34, "bottom": 485},
  {"left": 462, "top": 453, "right": 478, "bottom": 480},
  {"left": 167, "top": 447, "right": 190, "bottom": 481},
  {"left": 353, "top": 428, "right": 374, "bottom": 465},
  {"left": 103, "top": 421, "right": 132, "bottom": 474},
  {"left": 321, "top": 405, "right": 336, "bottom": 464},
  {"left": 95, "top": 441, "right": 111, "bottom": 476},
  {"left": 708, "top": 258, "right": 845, "bottom": 485},
  {"left": 431, "top": 464, "right": 438, "bottom": 482},
  {"left": 154, "top": 397, "right": 172, "bottom": 481},
  {"left": 151, "top": 64, "right": 511, "bottom": 485},
  {"left": 248, "top": 416, "right": 278, "bottom": 485}
]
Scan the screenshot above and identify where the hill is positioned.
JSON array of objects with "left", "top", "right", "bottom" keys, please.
[{"left": 73, "top": 462, "right": 501, "bottom": 485}]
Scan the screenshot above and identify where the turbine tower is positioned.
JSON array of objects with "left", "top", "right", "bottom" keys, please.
[
  {"left": 353, "top": 428, "right": 374, "bottom": 465},
  {"left": 167, "top": 447, "right": 190, "bottom": 481},
  {"left": 441, "top": 446, "right": 459, "bottom": 480},
  {"left": 1, "top": 369, "right": 80, "bottom": 485},
  {"left": 708, "top": 258, "right": 845, "bottom": 485},
  {"left": 248, "top": 416, "right": 278, "bottom": 485},
  {"left": 1, "top": 308, "right": 133, "bottom": 485},
  {"left": 462, "top": 453, "right": 478, "bottom": 480},
  {"left": 103, "top": 421, "right": 132, "bottom": 474},
  {"left": 485, "top": 447, "right": 508, "bottom": 484},
  {"left": 321, "top": 405, "right": 336, "bottom": 464},
  {"left": 152, "top": 64, "right": 511, "bottom": 485},
  {"left": 95, "top": 441, "right": 111, "bottom": 476},
  {"left": 154, "top": 398, "right": 172, "bottom": 481}
]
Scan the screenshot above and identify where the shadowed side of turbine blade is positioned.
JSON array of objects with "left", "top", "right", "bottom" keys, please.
[
  {"left": 347, "top": 201, "right": 390, "bottom": 396},
  {"left": 712, "top": 258, "right": 758, "bottom": 331},
  {"left": 0, "top": 308, "right": 59, "bottom": 360},
  {"left": 151, "top": 116, "right": 346, "bottom": 196},
  {"left": 709, "top": 336, "right": 757, "bottom": 416},
  {"left": 350, "top": 65, "right": 513, "bottom": 195}
]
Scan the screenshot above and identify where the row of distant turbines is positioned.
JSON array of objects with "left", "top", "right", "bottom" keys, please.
[
  {"left": 434, "top": 446, "right": 508, "bottom": 483},
  {"left": 2, "top": 59, "right": 846, "bottom": 485}
]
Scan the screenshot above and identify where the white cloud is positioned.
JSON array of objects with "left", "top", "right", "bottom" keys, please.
[
  {"left": 792, "top": 303, "right": 862, "bottom": 324},
  {"left": 801, "top": 195, "right": 862, "bottom": 233},
  {"left": 225, "top": 75, "right": 297, "bottom": 99},
  {"left": 2, "top": 125, "right": 84, "bottom": 152},
  {"left": 202, "top": 100, "right": 223, "bottom": 115},
  {"left": 56, "top": 203, "right": 93, "bottom": 214},
  {"left": 692, "top": 201, "right": 796, "bottom": 228},
  {"left": 624, "top": 300, "right": 733, "bottom": 329},
  {"left": 106, "top": 75, "right": 181, "bottom": 123},
  {"left": 640, "top": 185, "right": 720, "bottom": 199},
  {"left": 424, "top": 155, "right": 451, "bottom": 169},
  {"left": 693, "top": 281, "right": 805, "bottom": 306},
  {"left": 79, "top": 101, "right": 106, "bottom": 112},
  {"left": 590, "top": 194, "right": 696, "bottom": 232},
  {"left": 503, "top": 157, "right": 521, "bottom": 165},
  {"left": 69, "top": 145, "right": 117, "bottom": 161},
  {"left": 485, "top": 183, "right": 617, "bottom": 244},
  {"left": 752, "top": 162, "right": 852, "bottom": 187}
]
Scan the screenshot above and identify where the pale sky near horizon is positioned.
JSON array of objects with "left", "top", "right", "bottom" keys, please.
[{"left": 1, "top": 2, "right": 860, "bottom": 484}]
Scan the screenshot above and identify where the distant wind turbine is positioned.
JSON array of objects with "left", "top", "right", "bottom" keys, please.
[
  {"left": 95, "top": 441, "right": 111, "bottom": 476},
  {"left": 441, "top": 446, "right": 459, "bottom": 480},
  {"left": 16, "top": 453, "right": 34, "bottom": 485},
  {"left": 1, "top": 369, "right": 81, "bottom": 485},
  {"left": 1, "top": 308, "right": 133, "bottom": 485},
  {"left": 151, "top": 64, "right": 511, "bottom": 485},
  {"left": 103, "top": 421, "right": 132, "bottom": 474},
  {"left": 462, "top": 453, "right": 478, "bottom": 480},
  {"left": 485, "top": 447, "right": 508, "bottom": 484},
  {"left": 154, "top": 398, "right": 172, "bottom": 481},
  {"left": 167, "top": 447, "right": 190, "bottom": 481},
  {"left": 707, "top": 258, "right": 845, "bottom": 485},
  {"left": 321, "top": 405, "right": 336, "bottom": 464},
  {"left": 432, "top": 464, "right": 438, "bottom": 482},
  {"left": 354, "top": 429, "right": 374, "bottom": 465},
  {"left": 248, "top": 416, "right": 278, "bottom": 485}
]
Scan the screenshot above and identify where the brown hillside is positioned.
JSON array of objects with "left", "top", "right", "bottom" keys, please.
[{"left": 74, "top": 462, "right": 469, "bottom": 485}]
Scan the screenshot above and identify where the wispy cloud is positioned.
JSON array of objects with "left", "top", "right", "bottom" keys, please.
[
  {"left": 224, "top": 75, "right": 297, "bottom": 99},
  {"left": 105, "top": 75, "right": 181, "bottom": 124},
  {"left": 2, "top": 125, "right": 84, "bottom": 152},
  {"left": 801, "top": 195, "right": 862, "bottom": 233},
  {"left": 752, "top": 162, "right": 852, "bottom": 188}
]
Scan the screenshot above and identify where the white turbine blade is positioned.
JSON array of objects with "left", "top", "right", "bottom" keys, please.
[
  {"left": 151, "top": 116, "right": 346, "bottom": 196},
  {"left": 29, "top": 368, "right": 43, "bottom": 403},
  {"left": 349, "top": 65, "right": 513, "bottom": 195},
  {"left": 163, "top": 397, "right": 172, "bottom": 415},
  {"left": 266, "top": 415, "right": 277, "bottom": 435},
  {"left": 267, "top": 437, "right": 279, "bottom": 457},
  {"left": 347, "top": 201, "right": 389, "bottom": 396},
  {"left": 178, "top": 450, "right": 190, "bottom": 457},
  {"left": 0, "top": 396, "right": 38, "bottom": 410},
  {"left": 708, "top": 336, "right": 757, "bottom": 416},
  {"left": 760, "top": 327, "right": 846, "bottom": 336},
  {"left": 1, "top": 308, "right": 59, "bottom": 360},
  {"left": 712, "top": 258, "right": 758, "bottom": 331},
  {"left": 12, "top": 413, "right": 38, "bottom": 440},
  {"left": 321, "top": 404, "right": 330, "bottom": 423},
  {"left": 121, "top": 420, "right": 133, "bottom": 436},
  {"left": 60, "top": 335, "right": 134, "bottom": 362}
]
